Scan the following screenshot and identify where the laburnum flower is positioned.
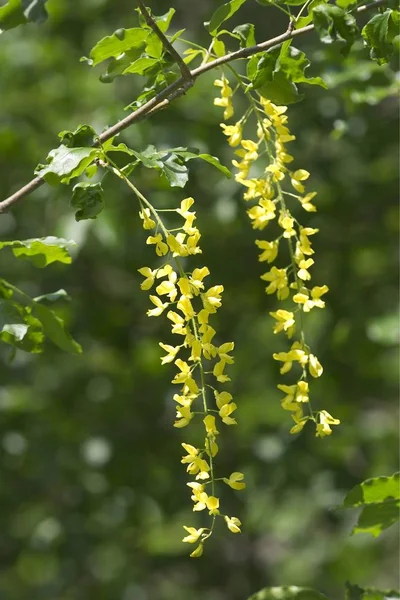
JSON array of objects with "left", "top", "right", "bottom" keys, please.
[
  {"left": 256, "top": 239, "right": 279, "bottom": 263},
  {"left": 146, "top": 233, "right": 168, "bottom": 256},
  {"left": 297, "top": 257, "right": 314, "bottom": 281},
  {"left": 290, "top": 169, "right": 310, "bottom": 194},
  {"left": 213, "top": 359, "right": 231, "bottom": 383},
  {"left": 278, "top": 211, "right": 296, "bottom": 238},
  {"left": 202, "top": 285, "right": 224, "bottom": 313},
  {"left": 167, "top": 310, "right": 188, "bottom": 336},
  {"left": 273, "top": 341, "right": 309, "bottom": 374},
  {"left": 223, "top": 472, "right": 246, "bottom": 490},
  {"left": 147, "top": 295, "right": 169, "bottom": 317},
  {"left": 239, "top": 139, "right": 259, "bottom": 162},
  {"left": 270, "top": 309, "right": 296, "bottom": 338},
  {"left": 297, "top": 227, "right": 318, "bottom": 257},
  {"left": 265, "top": 161, "right": 286, "bottom": 182},
  {"left": 214, "top": 76, "right": 234, "bottom": 120},
  {"left": 215, "top": 390, "right": 237, "bottom": 425},
  {"left": 257, "top": 118, "right": 271, "bottom": 140},
  {"left": 316, "top": 410, "right": 340, "bottom": 437},
  {"left": 181, "top": 443, "right": 210, "bottom": 480},
  {"left": 309, "top": 353, "right": 323, "bottom": 378},
  {"left": 177, "top": 295, "right": 196, "bottom": 320},
  {"left": 156, "top": 270, "right": 178, "bottom": 302},
  {"left": 217, "top": 342, "right": 234, "bottom": 364},
  {"left": 224, "top": 516, "right": 242, "bottom": 533},
  {"left": 182, "top": 526, "right": 206, "bottom": 544},
  {"left": 205, "top": 435, "right": 219, "bottom": 457},
  {"left": 188, "top": 482, "right": 220, "bottom": 514},
  {"left": 247, "top": 199, "right": 276, "bottom": 230},
  {"left": 172, "top": 359, "right": 199, "bottom": 392},
  {"left": 139, "top": 207, "right": 156, "bottom": 230},
  {"left": 138, "top": 266, "right": 157, "bottom": 290},
  {"left": 190, "top": 544, "right": 204, "bottom": 558},
  {"left": 299, "top": 191, "right": 317, "bottom": 212},
  {"left": 174, "top": 404, "right": 194, "bottom": 428},
  {"left": 189, "top": 267, "right": 210, "bottom": 294},
  {"left": 295, "top": 380, "right": 309, "bottom": 403},
  {"left": 220, "top": 122, "right": 243, "bottom": 146},
  {"left": 204, "top": 414, "right": 219, "bottom": 436},
  {"left": 293, "top": 285, "right": 329, "bottom": 312},
  {"left": 290, "top": 413, "right": 310, "bottom": 434},
  {"left": 261, "top": 266, "right": 290, "bottom": 300},
  {"left": 159, "top": 343, "right": 180, "bottom": 365},
  {"left": 243, "top": 177, "right": 274, "bottom": 202}
]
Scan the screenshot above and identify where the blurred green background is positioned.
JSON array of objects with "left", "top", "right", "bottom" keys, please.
[{"left": 0, "top": 0, "right": 398, "bottom": 598}]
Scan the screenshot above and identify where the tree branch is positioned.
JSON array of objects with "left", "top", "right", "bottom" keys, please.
[{"left": 0, "top": 0, "right": 387, "bottom": 214}]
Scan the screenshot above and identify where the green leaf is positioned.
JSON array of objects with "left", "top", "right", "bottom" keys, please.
[
  {"left": 341, "top": 472, "right": 399, "bottom": 507},
  {"left": 138, "top": 7, "right": 175, "bottom": 34},
  {"left": 278, "top": 42, "right": 327, "bottom": 88},
  {"left": 35, "top": 145, "right": 99, "bottom": 185},
  {"left": 83, "top": 28, "right": 149, "bottom": 66},
  {"left": 232, "top": 23, "right": 256, "bottom": 47},
  {"left": 0, "top": 298, "right": 43, "bottom": 353},
  {"left": 158, "top": 153, "right": 189, "bottom": 188},
  {"left": 295, "top": 0, "right": 326, "bottom": 29},
  {"left": 122, "top": 56, "right": 160, "bottom": 75},
  {"left": 0, "top": 237, "right": 75, "bottom": 268},
  {"left": 339, "top": 472, "right": 400, "bottom": 537},
  {"left": 0, "top": 279, "right": 81, "bottom": 354},
  {"left": 171, "top": 148, "right": 232, "bottom": 178},
  {"left": 32, "top": 302, "right": 82, "bottom": 354},
  {"left": 257, "top": 0, "right": 308, "bottom": 5},
  {"left": 258, "top": 71, "right": 302, "bottom": 104},
  {"left": 58, "top": 124, "right": 98, "bottom": 148},
  {"left": 71, "top": 182, "right": 104, "bottom": 221},
  {"left": 312, "top": 4, "right": 359, "bottom": 55},
  {"left": 34, "top": 289, "right": 70, "bottom": 303},
  {"left": 248, "top": 586, "right": 330, "bottom": 600},
  {"left": 205, "top": 0, "right": 248, "bottom": 36},
  {"left": 346, "top": 581, "right": 400, "bottom": 600},
  {"left": 362, "top": 9, "right": 400, "bottom": 65},
  {"left": 0, "top": 0, "right": 48, "bottom": 32}
]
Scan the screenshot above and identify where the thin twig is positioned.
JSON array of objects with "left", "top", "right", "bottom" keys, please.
[
  {"left": 137, "top": 0, "right": 193, "bottom": 83},
  {"left": 0, "top": 0, "right": 387, "bottom": 213}
]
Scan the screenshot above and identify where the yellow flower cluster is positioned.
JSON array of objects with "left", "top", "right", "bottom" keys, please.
[
  {"left": 138, "top": 195, "right": 245, "bottom": 556},
  {"left": 214, "top": 75, "right": 340, "bottom": 438}
]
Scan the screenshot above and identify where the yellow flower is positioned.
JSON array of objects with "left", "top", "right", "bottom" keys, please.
[
  {"left": 214, "top": 76, "right": 234, "bottom": 120},
  {"left": 159, "top": 343, "right": 180, "bottom": 365},
  {"left": 266, "top": 161, "right": 286, "bottom": 182},
  {"left": 147, "top": 295, "right": 169, "bottom": 317},
  {"left": 177, "top": 296, "right": 196, "bottom": 320},
  {"left": 203, "top": 414, "right": 219, "bottom": 436},
  {"left": 270, "top": 309, "right": 296, "bottom": 338},
  {"left": 202, "top": 285, "right": 224, "bottom": 313},
  {"left": 290, "top": 414, "right": 310, "bottom": 434},
  {"left": 139, "top": 208, "right": 156, "bottom": 230},
  {"left": 223, "top": 472, "right": 246, "bottom": 491},
  {"left": 189, "top": 267, "right": 210, "bottom": 294},
  {"left": 247, "top": 199, "right": 276, "bottom": 230},
  {"left": 224, "top": 516, "right": 242, "bottom": 533},
  {"left": 255, "top": 239, "right": 279, "bottom": 263},
  {"left": 316, "top": 410, "right": 340, "bottom": 437},
  {"left": 190, "top": 544, "right": 204, "bottom": 558},
  {"left": 299, "top": 191, "right": 317, "bottom": 212},
  {"left": 146, "top": 234, "right": 169, "bottom": 256},
  {"left": 220, "top": 122, "right": 243, "bottom": 146},
  {"left": 240, "top": 139, "right": 259, "bottom": 162},
  {"left": 182, "top": 526, "right": 205, "bottom": 544},
  {"left": 293, "top": 285, "right": 329, "bottom": 312},
  {"left": 278, "top": 211, "right": 296, "bottom": 238},
  {"left": 273, "top": 342, "right": 309, "bottom": 374},
  {"left": 309, "top": 353, "right": 323, "bottom": 378},
  {"left": 138, "top": 266, "right": 157, "bottom": 290},
  {"left": 167, "top": 310, "right": 187, "bottom": 335},
  {"left": 261, "top": 266, "right": 289, "bottom": 300},
  {"left": 290, "top": 169, "right": 310, "bottom": 194},
  {"left": 295, "top": 380, "right": 309, "bottom": 403},
  {"left": 174, "top": 405, "right": 194, "bottom": 428},
  {"left": 213, "top": 360, "right": 231, "bottom": 383},
  {"left": 205, "top": 436, "right": 219, "bottom": 457},
  {"left": 297, "top": 257, "right": 314, "bottom": 281}
]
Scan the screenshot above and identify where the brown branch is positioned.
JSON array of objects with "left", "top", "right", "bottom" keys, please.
[
  {"left": 0, "top": 0, "right": 387, "bottom": 214},
  {"left": 137, "top": 0, "right": 193, "bottom": 83}
]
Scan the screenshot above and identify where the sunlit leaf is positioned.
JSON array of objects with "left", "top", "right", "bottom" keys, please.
[
  {"left": 345, "top": 581, "right": 400, "bottom": 600},
  {"left": 362, "top": 9, "right": 400, "bottom": 65},
  {"left": 205, "top": 0, "right": 248, "bottom": 36},
  {"left": 248, "top": 586, "right": 329, "bottom": 600},
  {"left": 232, "top": 23, "right": 256, "bottom": 47},
  {"left": 0, "top": 237, "right": 76, "bottom": 267},
  {"left": 83, "top": 28, "right": 149, "bottom": 66},
  {"left": 32, "top": 302, "right": 82, "bottom": 354},
  {"left": 35, "top": 145, "right": 100, "bottom": 185},
  {"left": 339, "top": 473, "right": 400, "bottom": 537},
  {"left": 312, "top": 4, "right": 359, "bottom": 55},
  {"left": 0, "top": 0, "right": 48, "bottom": 32}
]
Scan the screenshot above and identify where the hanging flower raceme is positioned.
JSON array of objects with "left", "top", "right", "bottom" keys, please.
[
  {"left": 137, "top": 195, "right": 245, "bottom": 556},
  {"left": 214, "top": 72, "right": 340, "bottom": 438}
]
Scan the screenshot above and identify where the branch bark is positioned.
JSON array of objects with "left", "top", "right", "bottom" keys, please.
[{"left": 0, "top": 0, "right": 387, "bottom": 214}]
